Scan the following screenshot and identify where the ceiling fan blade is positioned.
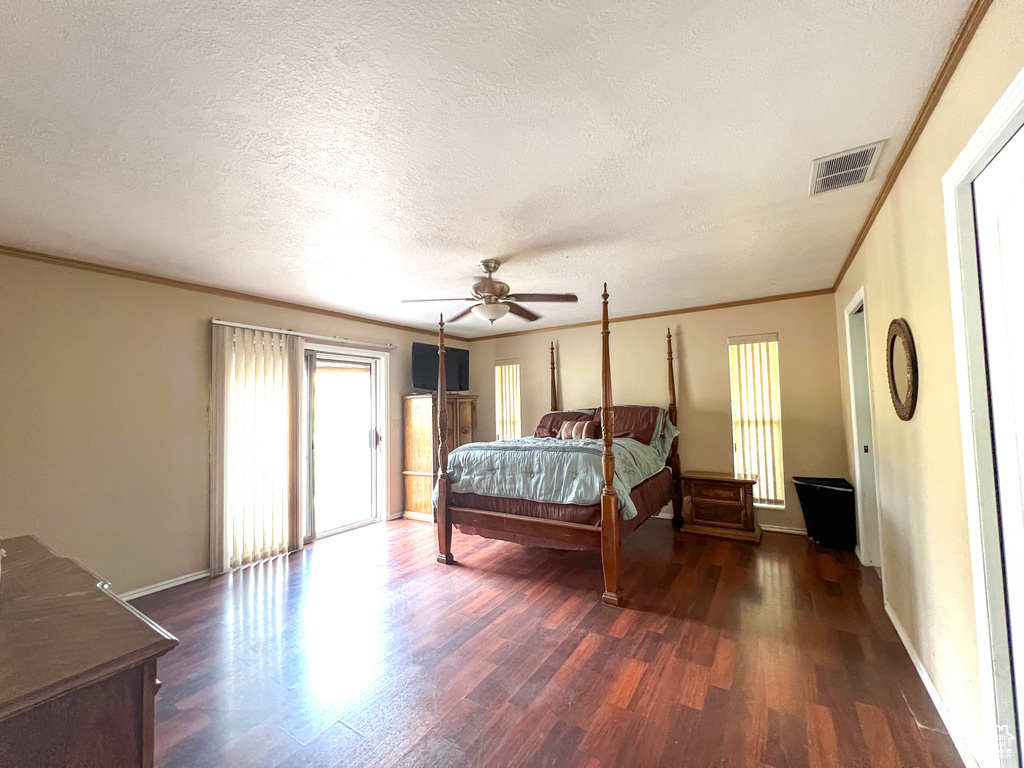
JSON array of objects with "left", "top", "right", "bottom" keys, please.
[
  {"left": 400, "top": 297, "right": 473, "bottom": 303},
  {"left": 506, "top": 303, "right": 540, "bottom": 322},
  {"left": 447, "top": 304, "right": 479, "bottom": 322},
  {"left": 506, "top": 293, "right": 578, "bottom": 303}
]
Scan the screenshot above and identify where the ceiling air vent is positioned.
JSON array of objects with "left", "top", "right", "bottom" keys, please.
[{"left": 809, "top": 141, "right": 885, "bottom": 196}]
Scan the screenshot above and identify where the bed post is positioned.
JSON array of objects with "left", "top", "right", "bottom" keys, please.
[
  {"left": 549, "top": 342, "right": 558, "bottom": 412},
  {"left": 600, "top": 285, "right": 621, "bottom": 606},
  {"left": 667, "top": 330, "right": 684, "bottom": 529},
  {"left": 436, "top": 315, "right": 454, "bottom": 565}
]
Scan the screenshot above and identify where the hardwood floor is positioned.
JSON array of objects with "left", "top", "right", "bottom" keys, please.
[{"left": 133, "top": 519, "right": 963, "bottom": 768}]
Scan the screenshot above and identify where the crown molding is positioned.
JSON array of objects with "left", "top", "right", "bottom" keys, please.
[
  {"left": 470, "top": 287, "right": 835, "bottom": 341},
  {"left": 832, "top": 0, "right": 993, "bottom": 290},
  {"left": 0, "top": 243, "right": 470, "bottom": 342}
]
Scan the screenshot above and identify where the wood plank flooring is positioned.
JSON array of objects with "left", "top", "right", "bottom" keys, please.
[{"left": 133, "top": 519, "right": 963, "bottom": 767}]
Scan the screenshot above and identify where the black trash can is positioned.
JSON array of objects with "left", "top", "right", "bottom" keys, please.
[{"left": 792, "top": 477, "right": 857, "bottom": 551}]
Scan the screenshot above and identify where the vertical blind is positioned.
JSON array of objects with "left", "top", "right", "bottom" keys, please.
[
  {"left": 494, "top": 361, "right": 522, "bottom": 441},
  {"left": 728, "top": 335, "right": 785, "bottom": 506},
  {"left": 210, "top": 325, "right": 305, "bottom": 574}
]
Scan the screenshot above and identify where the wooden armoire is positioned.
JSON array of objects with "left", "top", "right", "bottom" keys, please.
[{"left": 403, "top": 393, "right": 478, "bottom": 522}]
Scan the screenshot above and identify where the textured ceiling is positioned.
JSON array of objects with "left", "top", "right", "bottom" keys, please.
[{"left": 0, "top": 0, "right": 970, "bottom": 337}]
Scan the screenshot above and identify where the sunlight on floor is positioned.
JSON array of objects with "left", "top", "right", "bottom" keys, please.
[{"left": 303, "top": 527, "right": 386, "bottom": 708}]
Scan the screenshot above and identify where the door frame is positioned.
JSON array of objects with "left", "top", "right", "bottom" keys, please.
[
  {"left": 843, "top": 287, "right": 884, "bottom": 570},
  {"left": 943, "top": 64, "right": 1024, "bottom": 768},
  {"left": 304, "top": 342, "right": 390, "bottom": 542}
]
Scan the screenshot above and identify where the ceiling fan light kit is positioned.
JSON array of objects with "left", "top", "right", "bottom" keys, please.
[
  {"left": 472, "top": 301, "right": 511, "bottom": 323},
  {"left": 402, "top": 260, "right": 578, "bottom": 324}
]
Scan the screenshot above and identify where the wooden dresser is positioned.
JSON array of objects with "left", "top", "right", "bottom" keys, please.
[
  {"left": 403, "top": 392, "right": 478, "bottom": 522},
  {"left": 0, "top": 536, "right": 178, "bottom": 767},
  {"left": 681, "top": 471, "right": 762, "bottom": 543}
]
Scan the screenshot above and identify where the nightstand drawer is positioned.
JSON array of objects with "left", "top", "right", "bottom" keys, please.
[
  {"left": 691, "top": 481, "right": 743, "bottom": 504},
  {"left": 691, "top": 500, "right": 746, "bottom": 528}
]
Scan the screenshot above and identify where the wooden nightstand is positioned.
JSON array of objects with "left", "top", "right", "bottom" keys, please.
[{"left": 681, "top": 471, "right": 762, "bottom": 543}]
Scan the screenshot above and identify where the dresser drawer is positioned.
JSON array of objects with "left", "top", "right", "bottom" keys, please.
[
  {"left": 690, "top": 500, "right": 746, "bottom": 529},
  {"left": 691, "top": 481, "right": 743, "bottom": 504}
]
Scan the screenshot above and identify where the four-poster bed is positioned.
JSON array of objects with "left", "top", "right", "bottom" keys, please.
[{"left": 434, "top": 285, "right": 683, "bottom": 606}]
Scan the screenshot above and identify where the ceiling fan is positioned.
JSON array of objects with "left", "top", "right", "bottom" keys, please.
[{"left": 402, "top": 259, "right": 578, "bottom": 323}]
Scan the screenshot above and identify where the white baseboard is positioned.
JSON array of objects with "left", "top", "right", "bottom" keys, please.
[
  {"left": 119, "top": 569, "right": 211, "bottom": 601},
  {"left": 884, "top": 601, "right": 978, "bottom": 768},
  {"left": 759, "top": 523, "right": 807, "bottom": 536}
]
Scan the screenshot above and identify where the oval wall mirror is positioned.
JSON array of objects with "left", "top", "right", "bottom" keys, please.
[{"left": 886, "top": 318, "right": 918, "bottom": 421}]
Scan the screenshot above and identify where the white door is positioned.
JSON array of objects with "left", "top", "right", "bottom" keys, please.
[
  {"left": 846, "top": 302, "right": 881, "bottom": 567},
  {"left": 974, "top": 123, "right": 1024, "bottom": 755}
]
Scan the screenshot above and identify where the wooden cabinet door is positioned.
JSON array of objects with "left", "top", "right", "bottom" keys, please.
[
  {"left": 403, "top": 398, "right": 434, "bottom": 474},
  {"left": 404, "top": 397, "right": 437, "bottom": 518}
]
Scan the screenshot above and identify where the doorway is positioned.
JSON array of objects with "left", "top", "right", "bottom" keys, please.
[
  {"left": 945, "top": 67, "right": 1024, "bottom": 767},
  {"left": 973, "top": 122, "right": 1024, "bottom": 764},
  {"left": 305, "top": 351, "right": 383, "bottom": 539},
  {"left": 844, "top": 290, "right": 882, "bottom": 568}
]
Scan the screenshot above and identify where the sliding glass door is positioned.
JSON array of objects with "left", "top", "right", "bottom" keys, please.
[{"left": 306, "top": 352, "right": 380, "bottom": 538}]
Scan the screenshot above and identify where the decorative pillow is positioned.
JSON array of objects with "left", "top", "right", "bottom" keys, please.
[
  {"left": 535, "top": 410, "right": 596, "bottom": 438},
  {"left": 558, "top": 421, "right": 577, "bottom": 439},
  {"left": 571, "top": 421, "right": 587, "bottom": 440},
  {"left": 582, "top": 421, "right": 601, "bottom": 439},
  {"left": 601, "top": 405, "right": 662, "bottom": 445}
]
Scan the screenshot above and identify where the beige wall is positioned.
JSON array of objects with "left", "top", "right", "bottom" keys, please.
[
  {"left": 478, "top": 293, "right": 848, "bottom": 531},
  {"left": 833, "top": 0, "right": 1024, "bottom": 760},
  {"left": 0, "top": 253, "right": 461, "bottom": 594}
]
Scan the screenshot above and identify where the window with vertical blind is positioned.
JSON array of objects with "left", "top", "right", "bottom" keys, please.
[
  {"left": 728, "top": 334, "right": 785, "bottom": 506},
  {"left": 494, "top": 360, "right": 522, "bottom": 441},
  {"left": 210, "top": 324, "right": 305, "bottom": 575}
]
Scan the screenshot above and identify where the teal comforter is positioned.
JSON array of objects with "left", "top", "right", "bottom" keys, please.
[{"left": 439, "top": 413, "right": 678, "bottom": 521}]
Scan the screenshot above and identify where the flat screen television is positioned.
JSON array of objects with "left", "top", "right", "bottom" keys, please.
[{"left": 411, "top": 342, "right": 470, "bottom": 391}]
